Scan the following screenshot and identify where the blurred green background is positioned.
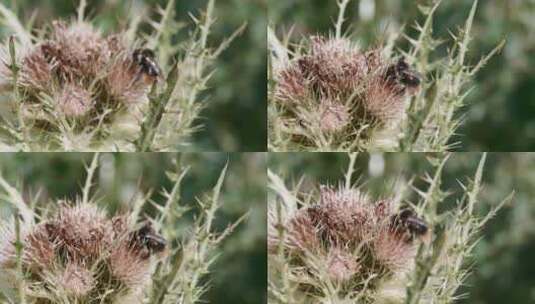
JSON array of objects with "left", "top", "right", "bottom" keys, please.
[
  {"left": 0, "top": 0, "right": 267, "bottom": 151},
  {"left": 269, "top": 0, "right": 535, "bottom": 152},
  {"left": 269, "top": 152, "right": 534, "bottom": 304},
  {"left": 0, "top": 152, "right": 267, "bottom": 304}
]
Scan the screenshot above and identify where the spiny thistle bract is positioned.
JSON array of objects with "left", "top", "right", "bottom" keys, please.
[
  {"left": 268, "top": 0, "right": 504, "bottom": 152},
  {"left": 0, "top": 0, "right": 242, "bottom": 151},
  {"left": 0, "top": 154, "right": 241, "bottom": 304},
  {"left": 267, "top": 153, "right": 513, "bottom": 304}
]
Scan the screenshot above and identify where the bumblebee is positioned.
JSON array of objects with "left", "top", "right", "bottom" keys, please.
[
  {"left": 132, "top": 48, "right": 162, "bottom": 82},
  {"left": 390, "top": 208, "right": 429, "bottom": 243},
  {"left": 130, "top": 222, "right": 167, "bottom": 259},
  {"left": 385, "top": 57, "right": 421, "bottom": 95}
]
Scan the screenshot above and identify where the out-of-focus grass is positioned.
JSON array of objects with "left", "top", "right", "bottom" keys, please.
[
  {"left": 0, "top": 152, "right": 267, "bottom": 304},
  {"left": 269, "top": 0, "right": 535, "bottom": 151},
  {"left": 0, "top": 0, "right": 266, "bottom": 151}
]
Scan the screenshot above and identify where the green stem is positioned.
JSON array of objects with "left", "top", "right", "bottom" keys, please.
[{"left": 135, "top": 64, "right": 179, "bottom": 151}]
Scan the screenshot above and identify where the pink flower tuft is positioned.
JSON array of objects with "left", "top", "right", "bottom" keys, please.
[
  {"left": 106, "top": 53, "right": 149, "bottom": 104},
  {"left": 326, "top": 247, "right": 360, "bottom": 282},
  {"left": 20, "top": 48, "right": 55, "bottom": 91},
  {"left": 44, "top": 21, "right": 111, "bottom": 78},
  {"left": 54, "top": 262, "right": 95, "bottom": 297},
  {"left": 319, "top": 100, "right": 351, "bottom": 133},
  {"left": 45, "top": 203, "right": 114, "bottom": 261},
  {"left": 109, "top": 240, "right": 152, "bottom": 288},
  {"left": 24, "top": 224, "right": 56, "bottom": 270},
  {"left": 2, "top": 20, "right": 155, "bottom": 122},
  {"left": 55, "top": 83, "right": 94, "bottom": 117}
]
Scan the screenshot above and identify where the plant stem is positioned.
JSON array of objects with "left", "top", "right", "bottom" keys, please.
[
  {"left": 335, "top": 0, "right": 351, "bottom": 38},
  {"left": 82, "top": 153, "right": 99, "bottom": 205},
  {"left": 8, "top": 36, "right": 30, "bottom": 150},
  {"left": 135, "top": 64, "right": 179, "bottom": 151},
  {"left": 345, "top": 152, "right": 358, "bottom": 190}
]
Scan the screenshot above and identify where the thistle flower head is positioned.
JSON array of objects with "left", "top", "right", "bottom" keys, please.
[
  {"left": 326, "top": 247, "right": 360, "bottom": 282},
  {"left": 51, "top": 261, "right": 95, "bottom": 298},
  {"left": 270, "top": 185, "right": 422, "bottom": 297},
  {"left": 55, "top": 83, "right": 94, "bottom": 117},
  {"left": 273, "top": 36, "right": 421, "bottom": 146},
  {"left": 0, "top": 201, "right": 166, "bottom": 303},
  {"left": 45, "top": 202, "right": 114, "bottom": 260},
  {"left": 24, "top": 223, "right": 56, "bottom": 270},
  {"left": 45, "top": 20, "right": 111, "bottom": 79},
  {"left": 106, "top": 53, "right": 149, "bottom": 105},
  {"left": 109, "top": 237, "right": 152, "bottom": 289},
  {"left": 19, "top": 48, "right": 56, "bottom": 91},
  {"left": 319, "top": 100, "right": 351, "bottom": 133},
  {"left": 2, "top": 19, "right": 153, "bottom": 125}
]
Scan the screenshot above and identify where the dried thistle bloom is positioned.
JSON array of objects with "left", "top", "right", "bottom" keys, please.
[
  {"left": 44, "top": 202, "right": 115, "bottom": 261},
  {"left": 109, "top": 239, "right": 152, "bottom": 288},
  {"left": 106, "top": 53, "right": 150, "bottom": 105},
  {"left": 19, "top": 48, "right": 56, "bottom": 91},
  {"left": 319, "top": 100, "right": 351, "bottom": 133},
  {"left": 53, "top": 261, "right": 95, "bottom": 297},
  {"left": 3, "top": 19, "right": 152, "bottom": 123},
  {"left": 273, "top": 36, "right": 421, "bottom": 146},
  {"left": 326, "top": 247, "right": 360, "bottom": 282},
  {"left": 0, "top": 202, "right": 166, "bottom": 303},
  {"left": 24, "top": 224, "right": 56, "bottom": 270},
  {"left": 108, "top": 216, "right": 152, "bottom": 289},
  {"left": 43, "top": 21, "right": 111, "bottom": 79},
  {"left": 270, "top": 185, "right": 423, "bottom": 298},
  {"left": 55, "top": 83, "right": 94, "bottom": 117}
]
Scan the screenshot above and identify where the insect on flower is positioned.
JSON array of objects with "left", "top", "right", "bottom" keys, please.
[
  {"left": 390, "top": 208, "right": 430, "bottom": 243},
  {"left": 133, "top": 48, "right": 162, "bottom": 83},
  {"left": 130, "top": 222, "right": 167, "bottom": 259},
  {"left": 385, "top": 57, "right": 422, "bottom": 95}
]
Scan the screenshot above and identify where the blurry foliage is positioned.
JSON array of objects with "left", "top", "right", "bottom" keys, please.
[
  {"left": 269, "top": 0, "right": 535, "bottom": 151},
  {"left": 0, "top": 0, "right": 266, "bottom": 151},
  {"left": 0, "top": 152, "right": 267, "bottom": 304},
  {"left": 269, "top": 152, "right": 534, "bottom": 303}
]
